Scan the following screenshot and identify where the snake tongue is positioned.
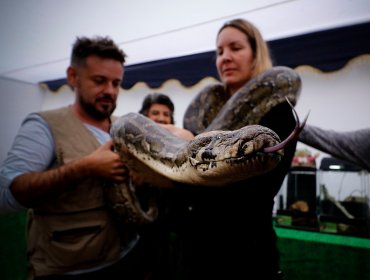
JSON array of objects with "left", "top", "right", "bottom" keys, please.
[{"left": 263, "top": 98, "right": 309, "bottom": 153}]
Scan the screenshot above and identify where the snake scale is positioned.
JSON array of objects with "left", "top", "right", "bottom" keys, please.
[{"left": 106, "top": 66, "right": 303, "bottom": 224}]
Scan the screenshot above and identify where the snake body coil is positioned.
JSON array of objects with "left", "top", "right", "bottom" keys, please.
[{"left": 106, "top": 66, "right": 302, "bottom": 224}]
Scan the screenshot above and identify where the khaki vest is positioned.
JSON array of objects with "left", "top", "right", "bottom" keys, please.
[{"left": 27, "top": 107, "right": 130, "bottom": 277}]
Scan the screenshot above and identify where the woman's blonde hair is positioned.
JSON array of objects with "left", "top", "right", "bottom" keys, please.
[{"left": 217, "top": 18, "right": 272, "bottom": 78}]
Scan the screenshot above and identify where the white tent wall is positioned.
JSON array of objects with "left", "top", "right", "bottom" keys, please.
[
  {"left": 0, "top": 78, "right": 44, "bottom": 162},
  {"left": 1, "top": 0, "right": 369, "bottom": 83}
]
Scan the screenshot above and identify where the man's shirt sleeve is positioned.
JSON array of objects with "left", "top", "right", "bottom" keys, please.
[{"left": 0, "top": 113, "right": 55, "bottom": 212}]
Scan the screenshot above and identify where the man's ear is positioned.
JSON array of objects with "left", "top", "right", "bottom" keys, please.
[{"left": 66, "top": 66, "right": 77, "bottom": 89}]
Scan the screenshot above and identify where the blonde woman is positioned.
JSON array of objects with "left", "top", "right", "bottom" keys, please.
[{"left": 162, "top": 19, "right": 297, "bottom": 280}]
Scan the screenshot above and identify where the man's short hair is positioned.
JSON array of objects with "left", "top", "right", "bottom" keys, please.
[{"left": 71, "top": 36, "right": 126, "bottom": 67}]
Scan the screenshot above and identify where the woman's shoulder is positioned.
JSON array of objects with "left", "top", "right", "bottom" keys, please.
[{"left": 160, "top": 124, "right": 195, "bottom": 140}]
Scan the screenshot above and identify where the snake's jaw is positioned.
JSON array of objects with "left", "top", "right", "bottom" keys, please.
[{"left": 184, "top": 125, "right": 283, "bottom": 186}]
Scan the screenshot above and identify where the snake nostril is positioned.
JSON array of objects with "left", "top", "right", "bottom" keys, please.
[{"left": 201, "top": 149, "right": 216, "bottom": 160}]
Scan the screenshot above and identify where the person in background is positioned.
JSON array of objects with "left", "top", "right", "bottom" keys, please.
[
  {"left": 137, "top": 92, "right": 194, "bottom": 280},
  {"left": 139, "top": 92, "right": 194, "bottom": 140},
  {"left": 139, "top": 92, "right": 175, "bottom": 124},
  {"left": 0, "top": 36, "right": 148, "bottom": 280},
  {"left": 299, "top": 124, "right": 370, "bottom": 171},
  {"left": 161, "top": 18, "right": 298, "bottom": 279}
]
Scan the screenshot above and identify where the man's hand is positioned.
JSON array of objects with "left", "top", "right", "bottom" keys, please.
[{"left": 85, "top": 140, "right": 128, "bottom": 183}]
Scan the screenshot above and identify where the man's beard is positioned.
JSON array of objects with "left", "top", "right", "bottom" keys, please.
[{"left": 80, "top": 96, "right": 116, "bottom": 120}]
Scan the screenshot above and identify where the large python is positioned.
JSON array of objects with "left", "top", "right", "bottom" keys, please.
[{"left": 106, "top": 66, "right": 303, "bottom": 224}]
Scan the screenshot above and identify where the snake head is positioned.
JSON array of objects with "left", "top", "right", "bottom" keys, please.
[{"left": 186, "top": 125, "right": 283, "bottom": 185}]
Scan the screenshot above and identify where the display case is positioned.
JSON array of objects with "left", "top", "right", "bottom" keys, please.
[
  {"left": 275, "top": 166, "right": 319, "bottom": 230},
  {"left": 275, "top": 148, "right": 319, "bottom": 230},
  {"left": 317, "top": 157, "right": 370, "bottom": 238},
  {"left": 275, "top": 153, "right": 370, "bottom": 237}
]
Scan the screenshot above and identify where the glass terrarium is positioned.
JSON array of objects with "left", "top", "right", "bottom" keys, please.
[
  {"left": 317, "top": 157, "right": 370, "bottom": 238},
  {"left": 275, "top": 148, "right": 319, "bottom": 230}
]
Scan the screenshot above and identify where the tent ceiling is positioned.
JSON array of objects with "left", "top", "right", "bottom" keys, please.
[
  {"left": 0, "top": 0, "right": 369, "bottom": 85},
  {"left": 43, "top": 21, "right": 370, "bottom": 91}
]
